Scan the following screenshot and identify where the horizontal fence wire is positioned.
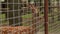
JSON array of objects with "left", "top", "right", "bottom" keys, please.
[
  {"left": 0, "top": 0, "right": 44, "bottom": 34},
  {"left": 0, "top": 0, "right": 60, "bottom": 34},
  {"left": 48, "top": 0, "right": 60, "bottom": 34}
]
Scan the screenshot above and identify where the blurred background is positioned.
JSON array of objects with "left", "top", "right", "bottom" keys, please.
[{"left": 0, "top": 0, "right": 60, "bottom": 34}]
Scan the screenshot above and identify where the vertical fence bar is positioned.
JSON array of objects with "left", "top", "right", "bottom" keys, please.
[{"left": 44, "top": 0, "right": 48, "bottom": 34}]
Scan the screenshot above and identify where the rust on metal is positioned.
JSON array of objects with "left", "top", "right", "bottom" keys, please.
[{"left": 44, "top": 0, "right": 49, "bottom": 34}]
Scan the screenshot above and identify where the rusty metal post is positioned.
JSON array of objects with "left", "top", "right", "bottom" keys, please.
[{"left": 44, "top": 0, "right": 48, "bottom": 34}]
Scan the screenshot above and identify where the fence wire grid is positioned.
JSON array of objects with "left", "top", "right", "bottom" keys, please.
[{"left": 0, "top": 0, "right": 60, "bottom": 34}]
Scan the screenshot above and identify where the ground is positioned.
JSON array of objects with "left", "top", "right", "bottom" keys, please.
[{"left": 37, "top": 31, "right": 60, "bottom": 34}]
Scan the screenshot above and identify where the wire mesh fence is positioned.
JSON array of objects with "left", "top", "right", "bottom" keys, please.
[
  {"left": 48, "top": 0, "right": 60, "bottom": 33},
  {"left": 0, "top": 0, "right": 60, "bottom": 34},
  {"left": 0, "top": 0, "right": 43, "bottom": 34}
]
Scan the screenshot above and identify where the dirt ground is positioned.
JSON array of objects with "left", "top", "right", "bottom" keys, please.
[{"left": 37, "top": 31, "right": 60, "bottom": 34}]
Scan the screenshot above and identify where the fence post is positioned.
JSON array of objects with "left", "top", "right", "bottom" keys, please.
[{"left": 44, "top": 0, "right": 48, "bottom": 34}]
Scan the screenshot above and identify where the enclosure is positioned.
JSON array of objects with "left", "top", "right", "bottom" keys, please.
[{"left": 0, "top": 0, "right": 60, "bottom": 34}]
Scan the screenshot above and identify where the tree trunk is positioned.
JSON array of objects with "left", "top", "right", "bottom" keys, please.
[{"left": 2, "top": 0, "right": 23, "bottom": 26}]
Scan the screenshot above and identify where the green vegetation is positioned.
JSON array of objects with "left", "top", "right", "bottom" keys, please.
[
  {"left": 0, "top": 14, "right": 5, "bottom": 19},
  {"left": 22, "top": 14, "right": 32, "bottom": 18}
]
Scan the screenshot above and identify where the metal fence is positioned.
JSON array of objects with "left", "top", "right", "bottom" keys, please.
[
  {"left": 0, "top": 0, "right": 60, "bottom": 34},
  {"left": 0, "top": 0, "right": 42, "bottom": 34},
  {"left": 48, "top": 0, "right": 60, "bottom": 34}
]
